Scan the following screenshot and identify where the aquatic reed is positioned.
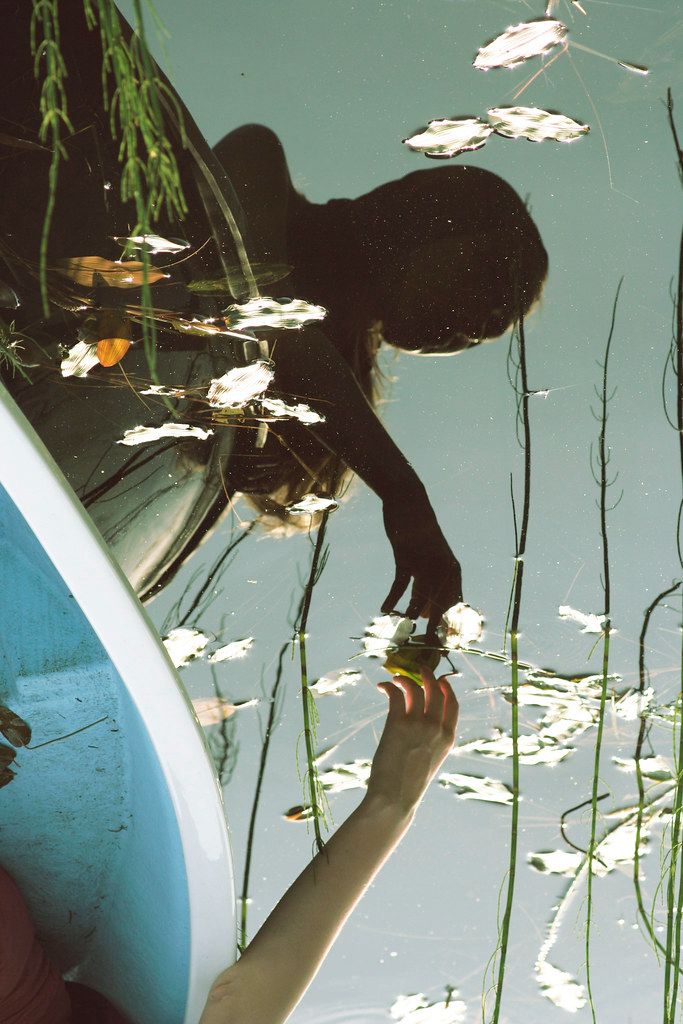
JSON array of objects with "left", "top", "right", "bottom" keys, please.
[{"left": 485, "top": 314, "right": 532, "bottom": 1024}]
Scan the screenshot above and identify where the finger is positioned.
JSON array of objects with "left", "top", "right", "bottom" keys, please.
[
  {"left": 381, "top": 570, "right": 412, "bottom": 614},
  {"left": 421, "top": 664, "right": 443, "bottom": 721},
  {"left": 377, "top": 681, "right": 407, "bottom": 718},
  {"left": 397, "top": 675, "right": 425, "bottom": 716},
  {"left": 438, "top": 676, "right": 459, "bottom": 734},
  {"left": 406, "top": 582, "right": 430, "bottom": 621}
]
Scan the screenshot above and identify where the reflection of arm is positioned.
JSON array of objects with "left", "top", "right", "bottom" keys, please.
[
  {"left": 199, "top": 796, "right": 411, "bottom": 1024},
  {"left": 272, "top": 326, "right": 427, "bottom": 503}
]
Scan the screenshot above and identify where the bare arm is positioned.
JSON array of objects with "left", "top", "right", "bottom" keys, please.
[
  {"left": 199, "top": 668, "right": 458, "bottom": 1024},
  {"left": 273, "top": 329, "right": 463, "bottom": 627}
]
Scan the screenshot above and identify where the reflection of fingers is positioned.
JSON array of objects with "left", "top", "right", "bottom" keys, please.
[
  {"left": 399, "top": 676, "right": 425, "bottom": 716},
  {"left": 381, "top": 571, "right": 411, "bottom": 613},
  {"left": 406, "top": 587, "right": 429, "bottom": 620}
]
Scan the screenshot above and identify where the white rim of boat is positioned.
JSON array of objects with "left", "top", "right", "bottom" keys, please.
[{"left": 0, "top": 381, "right": 236, "bottom": 1023}]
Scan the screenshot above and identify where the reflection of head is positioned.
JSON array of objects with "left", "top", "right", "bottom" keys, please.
[{"left": 342, "top": 165, "right": 548, "bottom": 355}]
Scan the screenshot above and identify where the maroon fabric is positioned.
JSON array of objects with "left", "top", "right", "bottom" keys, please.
[{"left": 0, "top": 867, "right": 129, "bottom": 1024}]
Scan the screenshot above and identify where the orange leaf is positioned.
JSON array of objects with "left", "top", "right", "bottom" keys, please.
[
  {"left": 97, "top": 337, "right": 131, "bottom": 367},
  {"left": 0, "top": 706, "right": 31, "bottom": 746},
  {"left": 56, "top": 256, "right": 168, "bottom": 289}
]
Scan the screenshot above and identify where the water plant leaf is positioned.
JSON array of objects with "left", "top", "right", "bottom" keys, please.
[
  {"left": 162, "top": 627, "right": 211, "bottom": 668},
  {"left": 310, "top": 669, "right": 362, "bottom": 696},
  {"left": 528, "top": 849, "right": 583, "bottom": 877},
  {"left": 0, "top": 744, "right": 17, "bottom": 768},
  {"left": 592, "top": 820, "right": 649, "bottom": 877},
  {"left": 286, "top": 494, "right": 339, "bottom": 516},
  {"left": 207, "top": 360, "right": 274, "bottom": 408},
  {"left": 452, "top": 728, "right": 573, "bottom": 765},
  {"left": 558, "top": 605, "right": 606, "bottom": 633},
  {"left": 361, "top": 614, "right": 414, "bottom": 657},
  {"left": 139, "top": 383, "right": 187, "bottom": 397},
  {"left": 208, "top": 637, "right": 254, "bottom": 663},
  {"left": 0, "top": 767, "right": 16, "bottom": 789},
  {"left": 403, "top": 118, "right": 492, "bottom": 158},
  {"left": 390, "top": 990, "right": 467, "bottom": 1023},
  {"left": 438, "top": 771, "right": 513, "bottom": 805},
  {"left": 613, "top": 686, "right": 654, "bottom": 720},
  {"left": 0, "top": 282, "right": 20, "bottom": 309},
  {"left": 617, "top": 60, "right": 649, "bottom": 76},
  {"left": 384, "top": 639, "right": 441, "bottom": 684},
  {"left": 535, "top": 962, "right": 586, "bottom": 1013},
  {"left": 0, "top": 131, "right": 48, "bottom": 152},
  {"left": 284, "top": 804, "right": 315, "bottom": 821},
  {"left": 111, "top": 234, "right": 191, "bottom": 254},
  {"left": 55, "top": 256, "right": 168, "bottom": 289},
  {"left": 60, "top": 340, "right": 101, "bottom": 378},
  {"left": 487, "top": 105, "right": 589, "bottom": 143},
  {"left": 187, "top": 263, "right": 293, "bottom": 293},
  {"left": 259, "top": 397, "right": 325, "bottom": 424},
  {"left": 192, "top": 697, "right": 258, "bottom": 726},
  {"left": 96, "top": 338, "right": 131, "bottom": 367},
  {"left": 318, "top": 759, "right": 373, "bottom": 793},
  {"left": 612, "top": 754, "right": 672, "bottom": 781},
  {"left": 117, "top": 423, "right": 214, "bottom": 446},
  {"left": 224, "top": 297, "right": 327, "bottom": 330},
  {"left": 0, "top": 705, "right": 31, "bottom": 746},
  {"left": 473, "top": 18, "right": 568, "bottom": 70},
  {"left": 437, "top": 602, "right": 484, "bottom": 649}
]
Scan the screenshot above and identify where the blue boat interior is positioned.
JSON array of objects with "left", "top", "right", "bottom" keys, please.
[{"left": 0, "top": 484, "right": 191, "bottom": 1024}]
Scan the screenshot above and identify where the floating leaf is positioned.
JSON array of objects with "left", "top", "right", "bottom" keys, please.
[
  {"left": 558, "top": 605, "right": 606, "bottom": 633},
  {"left": 311, "top": 669, "right": 362, "bottom": 696},
  {"left": 95, "top": 312, "right": 133, "bottom": 367},
  {"left": 438, "top": 771, "right": 513, "bottom": 805},
  {"left": 384, "top": 637, "right": 441, "bottom": 684},
  {"left": 55, "top": 256, "right": 168, "bottom": 289},
  {"left": 0, "top": 767, "right": 16, "bottom": 789},
  {"left": 362, "top": 614, "right": 414, "bottom": 657},
  {"left": 286, "top": 494, "right": 339, "bottom": 516},
  {"left": 112, "top": 234, "right": 190, "bottom": 254},
  {"left": 188, "top": 263, "right": 293, "bottom": 293},
  {"left": 162, "top": 628, "right": 211, "bottom": 668},
  {"left": 613, "top": 686, "right": 654, "bottom": 720},
  {"left": 535, "top": 962, "right": 586, "bottom": 1013},
  {"left": 528, "top": 849, "right": 582, "bottom": 877},
  {"left": 0, "top": 131, "right": 48, "bottom": 152},
  {"left": 208, "top": 637, "right": 254, "bottom": 663},
  {"left": 612, "top": 754, "right": 672, "bottom": 781},
  {"left": 390, "top": 990, "right": 467, "bottom": 1024},
  {"left": 0, "top": 282, "right": 20, "bottom": 308},
  {"left": 61, "top": 340, "right": 101, "bottom": 378},
  {"left": 617, "top": 60, "right": 649, "bottom": 76},
  {"left": 593, "top": 820, "right": 649, "bottom": 877},
  {"left": 487, "top": 105, "right": 589, "bottom": 143},
  {"left": 0, "top": 706, "right": 31, "bottom": 746},
  {"left": 139, "top": 383, "right": 187, "bottom": 398},
  {"left": 117, "top": 423, "right": 214, "bottom": 446},
  {"left": 474, "top": 17, "right": 568, "bottom": 70},
  {"left": 207, "top": 360, "right": 274, "bottom": 408},
  {"left": 403, "top": 118, "right": 492, "bottom": 158},
  {"left": 453, "top": 729, "right": 572, "bottom": 766},
  {"left": 438, "top": 603, "right": 484, "bottom": 649},
  {"left": 0, "top": 744, "right": 17, "bottom": 768},
  {"left": 284, "top": 804, "right": 315, "bottom": 821},
  {"left": 97, "top": 337, "right": 131, "bottom": 367},
  {"left": 318, "top": 759, "right": 373, "bottom": 793},
  {"left": 192, "top": 696, "right": 258, "bottom": 726},
  {"left": 259, "top": 397, "right": 325, "bottom": 424},
  {"left": 225, "top": 297, "right": 327, "bottom": 330}
]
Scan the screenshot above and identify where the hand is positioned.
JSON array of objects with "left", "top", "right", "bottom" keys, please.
[
  {"left": 381, "top": 498, "right": 463, "bottom": 636},
  {"left": 365, "top": 666, "right": 459, "bottom": 817}
]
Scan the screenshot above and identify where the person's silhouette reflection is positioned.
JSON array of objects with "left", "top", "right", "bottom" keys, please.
[{"left": 214, "top": 125, "right": 548, "bottom": 631}]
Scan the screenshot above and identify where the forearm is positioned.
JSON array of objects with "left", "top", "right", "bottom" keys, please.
[
  {"left": 272, "top": 329, "right": 427, "bottom": 502},
  {"left": 200, "top": 795, "right": 413, "bottom": 1024}
]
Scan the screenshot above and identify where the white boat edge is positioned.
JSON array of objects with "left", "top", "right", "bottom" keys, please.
[{"left": 0, "top": 380, "right": 237, "bottom": 1023}]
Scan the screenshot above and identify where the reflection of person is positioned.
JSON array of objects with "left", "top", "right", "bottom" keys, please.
[
  {"left": 215, "top": 125, "right": 549, "bottom": 632},
  {"left": 200, "top": 666, "right": 459, "bottom": 1024},
  {"left": 0, "top": 667, "right": 457, "bottom": 1024}
]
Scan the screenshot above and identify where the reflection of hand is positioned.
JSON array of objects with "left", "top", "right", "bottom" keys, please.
[
  {"left": 381, "top": 497, "right": 463, "bottom": 635},
  {"left": 366, "top": 667, "right": 459, "bottom": 817}
]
